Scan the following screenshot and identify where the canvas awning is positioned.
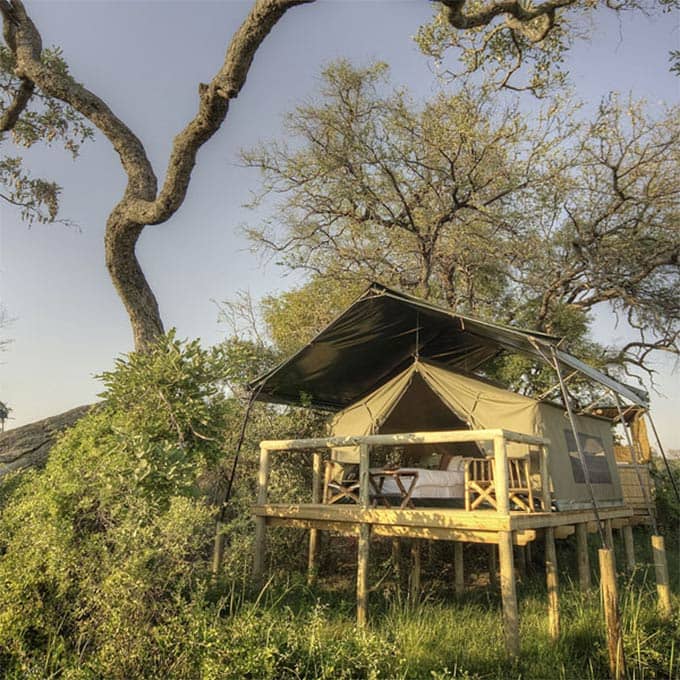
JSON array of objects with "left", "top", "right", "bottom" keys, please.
[{"left": 249, "top": 283, "right": 648, "bottom": 409}]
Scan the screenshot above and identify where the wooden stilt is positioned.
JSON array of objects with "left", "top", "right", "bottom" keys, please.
[
  {"left": 307, "top": 452, "right": 322, "bottom": 586},
  {"left": 599, "top": 548, "right": 625, "bottom": 680},
  {"left": 253, "top": 446, "right": 271, "bottom": 580},
  {"left": 545, "top": 527, "right": 560, "bottom": 640},
  {"left": 454, "top": 542, "right": 465, "bottom": 596},
  {"left": 488, "top": 544, "right": 498, "bottom": 587},
  {"left": 357, "top": 523, "right": 370, "bottom": 627},
  {"left": 651, "top": 534, "right": 672, "bottom": 618},
  {"left": 392, "top": 539, "right": 401, "bottom": 584},
  {"left": 525, "top": 541, "right": 533, "bottom": 573},
  {"left": 410, "top": 540, "right": 421, "bottom": 600},
  {"left": 622, "top": 525, "right": 636, "bottom": 573},
  {"left": 576, "top": 523, "right": 591, "bottom": 591},
  {"left": 605, "top": 519, "right": 615, "bottom": 551},
  {"left": 516, "top": 545, "right": 527, "bottom": 579},
  {"left": 357, "top": 443, "right": 371, "bottom": 627},
  {"left": 498, "top": 530, "right": 520, "bottom": 658}
]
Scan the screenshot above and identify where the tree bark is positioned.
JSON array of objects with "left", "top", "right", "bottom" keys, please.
[{"left": 0, "top": 0, "right": 315, "bottom": 350}]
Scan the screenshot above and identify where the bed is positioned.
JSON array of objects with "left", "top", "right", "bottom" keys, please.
[{"left": 369, "top": 456, "right": 467, "bottom": 508}]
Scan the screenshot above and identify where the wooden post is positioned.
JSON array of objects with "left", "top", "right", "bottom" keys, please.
[
  {"left": 410, "top": 540, "right": 421, "bottom": 601},
  {"left": 307, "top": 451, "right": 322, "bottom": 586},
  {"left": 576, "top": 523, "right": 591, "bottom": 592},
  {"left": 651, "top": 534, "right": 672, "bottom": 618},
  {"left": 540, "top": 445, "right": 551, "bottom": 511},
  {"left": 392, "top": 539, "right": 401, "bottom": 585},
  {"left": 525, "top": 541, "right": 533, "bottom": 573},
  {"left": 516, "top": 545, "right": 527, "bottom": 579},
  {"left": 454, "top": 542, "right": 465, "bottom": 596},
  {"left": 599, "top": 548, "right": 625, "bottom": 680},
  {"left": 622, "top": 525, "right": 636, "bottom": 573},
  {"left": 498, "top": 531, "right": 520, "bottom": 658},
  {"left": 493, "top": 436, "right": 510, "bottom": 515},
  {"left": 488, "top": 544, "right": 498, "bottom": 588},
  {"left": 605, "top": 519, "right": 615, "bottom": 551},
  {"left": 357, "top": 443, "right": 370, "bottom": 626},
  {"left": 545, "top": 527, "right": 560, "bottom": 640},
  {"left": 253, "top": 445, "right": 271, "bottom": 580}
]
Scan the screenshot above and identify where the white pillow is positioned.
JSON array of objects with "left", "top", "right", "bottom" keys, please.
[{"left": 446, "top": 456, "right": 465, "bottom": 472}]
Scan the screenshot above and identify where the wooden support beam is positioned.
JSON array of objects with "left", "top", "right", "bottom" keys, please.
[
  {"left": 253, "top": 445, "right": 271, "bottom": 580},
  {"left": 622, "top": 525, "right": 635, "bottom": 573},
  {"left": 516, "top": 545, "right": 527, "bottom": 579},
  {"left": 545, "top": 527, "right": 560, "bottom": 640},
  {"left": 307, "top": 451, "right": 322, "bottom": 586},
  {"left": 498, "top": 531, "right": 520, "bottom": 658},
  {"left": 454, "top": 542, "right": 465, "bottom": 596},
  {"left": 411, "top": 540, "right": 421, "bottom": 601},
  {"left": 599, "top": 548, "right": 625, "bottom": 680},
  {"left": 576, "top": 523, "right": 591, "bottom": 592},
  {"left": 605, "top": 519, "right": 615, "bottom": 551},
  {"left": 357, "top": 443, "right": 371, "bottom": 627},
  {"left": 357, "top": 523, "right": 370, "bottom": 627},
  {"left": 488, "top": 544, "right": 498, "bottom": 588},
  {"left": 651, "top": 534, "right": 672, "bottom": 618},
  {"left": 392, "top": 539, "right": 401, "bottom": 585}
]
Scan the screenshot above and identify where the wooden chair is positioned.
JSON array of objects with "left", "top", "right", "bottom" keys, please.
[
  {"left": 323, "top": 460, "right": 361, "bottom": 504},
  {"left": 508, "top": 457, "right": 534, "bottom": 512},
  {"left": 464, "top": 456, "right": 535, "bottom": 512},
  {"left": 464, "top": 457, "right": 496, "bottom": 511}
]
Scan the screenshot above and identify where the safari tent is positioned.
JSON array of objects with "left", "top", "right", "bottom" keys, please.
[{"left": 328, "top": 359, "right": 623, "bottom": 510}]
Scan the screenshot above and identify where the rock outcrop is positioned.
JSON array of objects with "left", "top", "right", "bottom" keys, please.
[{"left": 0, "top": 405, "right": 92, "bottom": 477}]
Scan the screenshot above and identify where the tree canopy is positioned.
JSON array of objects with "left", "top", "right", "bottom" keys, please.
[{"left": 243, "top": 61, "right": 679, "bottom": 387}]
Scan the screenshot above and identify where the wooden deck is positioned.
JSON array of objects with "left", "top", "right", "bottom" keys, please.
[{"left": 253, "top": 502, "right": 633, "bottom": 544}]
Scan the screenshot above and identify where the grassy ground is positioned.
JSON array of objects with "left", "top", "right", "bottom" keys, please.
[{"left": 225, "top": 526, "right": 680, "bottom": 680}]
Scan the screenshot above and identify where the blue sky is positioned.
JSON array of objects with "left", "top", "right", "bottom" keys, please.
[{"left": 1, "top": 1, "right": 678, "bottom": 448}]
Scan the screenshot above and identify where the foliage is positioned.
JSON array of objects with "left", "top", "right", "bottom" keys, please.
[
  {"left": 0, "top": 332, "right": 232, "bottom": 676},
  {"left": 0, "top": 45, "right": 93, "bottom": 224}
]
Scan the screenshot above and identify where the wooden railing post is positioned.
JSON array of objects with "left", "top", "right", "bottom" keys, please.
[
  {"left": 307, "top": 451, "right": 322, "bottom": 586},
  {"left": 357, "top": 443, "right": 371, "bottom": 626},
  {"left": 253, "top": 445, "right": 271, "bottom": 580},
  {"left": 493, "top": 435, "right": 510, "bottom": 516},
  {"left": 539, "top": 445, "right": 551, "bottom": 511}
]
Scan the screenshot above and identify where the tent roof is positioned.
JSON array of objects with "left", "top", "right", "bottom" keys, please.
[{"left": 250, "top": 283, "right": 648, "bottom": 410}]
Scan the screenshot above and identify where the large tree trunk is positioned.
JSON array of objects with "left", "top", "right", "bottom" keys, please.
[{"left": 0, "top": 405, "right": 91, "bottom": 477}]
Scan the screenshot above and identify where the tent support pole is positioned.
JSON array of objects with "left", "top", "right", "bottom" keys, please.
[
  {"left": 549, "top": 346, "right": 607, "bottom": 547},
  {"left": 611, "top": 393, "right": 658, "bottom": 534}
]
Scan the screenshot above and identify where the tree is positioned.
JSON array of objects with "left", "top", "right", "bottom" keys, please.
[
  {"left": 0, "top": 0, "right": 670, "bottom": 350},
  {"left": 242, "top": 62, "right": 679, "bottom": 385}
]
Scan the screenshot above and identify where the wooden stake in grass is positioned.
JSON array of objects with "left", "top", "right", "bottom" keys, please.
[
  {"left": 307, "top": 451, "right": 322, "bottom": 586},
  {"left": 599, "top": 548, "right": 625, "bottom": 680},
  {"left": 651, "top": 534, "right": 672, "bottom": 618}
]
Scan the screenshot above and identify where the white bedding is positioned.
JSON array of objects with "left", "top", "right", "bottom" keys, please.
[{"left": 370, "top": 467, "right": 465, "bottom": 499}]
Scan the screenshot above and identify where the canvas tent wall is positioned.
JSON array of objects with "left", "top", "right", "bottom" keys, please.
[{"left": 330, "top": 360, "right": 623, "bottom": 511}]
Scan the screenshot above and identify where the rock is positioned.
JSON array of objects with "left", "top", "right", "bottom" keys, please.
[{"left": 0, "top": 405, "right": 92, "bottom": 477}]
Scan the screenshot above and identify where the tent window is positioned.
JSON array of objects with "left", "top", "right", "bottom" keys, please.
[{"left": 564, "top": 430, "right": 612, "bottom": 484}]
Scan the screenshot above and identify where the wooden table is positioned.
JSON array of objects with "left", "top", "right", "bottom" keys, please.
[{"left": 369, "top": 469, "right": 419, "bottom": 509}]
